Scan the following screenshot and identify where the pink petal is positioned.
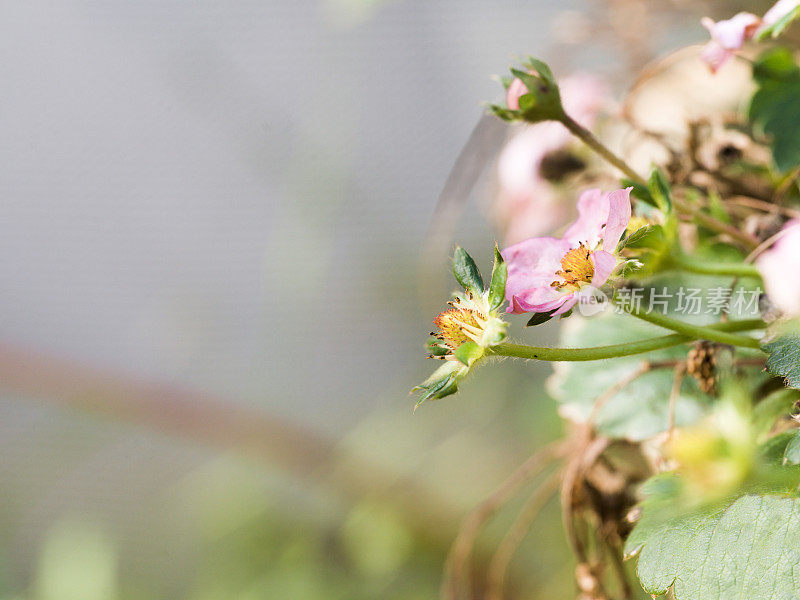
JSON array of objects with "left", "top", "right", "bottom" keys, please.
[
  {"left": 506, "top": 78, "right": 528, "bottom": 111},
  {"left": 590, "top": 250, "right": 617, "bottom": 287},
  {"left": 502, "top": 236, "right": 571, "bottom": 275},
  {"left": 562, "top": 188, "right": 606, "bottom": 246},
  {"left": 601, "top": 188, "right": 632, "bottom": 252},
  {"left": 502, "top": 237, "right": 572, "bottom": 314},
  {"left": 510, "top": 293, "right": 569, "bottom": 315},
  {"left": 562, "top": 188, "right": 631, "bottom": 250},
  {"left": 762, "top": 0, "right": 799, "bottom": 27}
]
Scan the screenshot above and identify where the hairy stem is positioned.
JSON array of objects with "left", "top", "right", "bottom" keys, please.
[
  {"left": 561, "top": 114, "right": 646, "bottom": 185},
  {"left": 670, "top": 253, "right": 762, "bottom": 278},
  {"left": 487, "top": 319, "right": 764, "bottom": 361},
  {"left": 620, "top": 306, "right": 763, "bottom": 349}
]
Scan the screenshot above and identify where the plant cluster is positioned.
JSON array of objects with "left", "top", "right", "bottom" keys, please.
[{"left": 413, "top": 2, "right": 800, "bottom": 598}]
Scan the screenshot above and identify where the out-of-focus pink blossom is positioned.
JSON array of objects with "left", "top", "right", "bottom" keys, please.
[
  {"left": 700, "top": 12, "right": 761, "bottom": 72},
  {"left": 495, "top": 74, "right": 609, "bottom": 244},
  {"left": 762, "top": 0, "right": 800, "bottom": 27},
  {"left": 501, "top": 188, "right": 632, "bottom": 316},
  {"left": 756, "top": 219, "right": 800, "bottom": 316}
]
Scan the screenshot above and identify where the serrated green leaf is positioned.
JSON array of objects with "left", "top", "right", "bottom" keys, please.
[
  {"left": 452, "top": 246, "right": 483, "bottom": 294},
  {"left": 526, "top": 311, "right": 555, "bottom": 327},
  {"left": 488, "top": 244, "right": 507, "bottom": 311},
  {"left": 784, "top": 429, "right": 800, "bottom": 464},
  {"left": 762, "top": 326, "right": 800, "bottom": 389},
  {"left": 749, "top": 49, "right": 800, "bottom": 172},
  {"left": 629, "top": 494, "right": 800, "bottom": 600},
  {"left": 647, "top": 168, "right": 672, "bottom": 213},
  {"left": 453, "top": 341, "right": 483, "bottom": 367}
]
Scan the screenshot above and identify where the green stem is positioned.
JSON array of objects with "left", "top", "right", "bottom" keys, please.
[
  {"left": 620, "top": 305, "right": 763, "bottom": 349},
  {"left": 560, "top": 114, "right": 646, "bottom": 186},
  {"left": 559, "top": 114, "right": 759, "bottom": 250},
  {"left": 670, "top": 253, "right": 762, "bottom": 278},
  {"left": 486, "top": 319, "right": 764, "bottom": 361},
  {"left": 672, "top": 198, "right": 758, "bottom": 250}
]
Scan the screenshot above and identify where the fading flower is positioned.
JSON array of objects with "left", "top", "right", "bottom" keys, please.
[
  {"left": 502, "top": 188, "right": 632, "bottom": 315},
  {"left": 700, "top": 12, "right": 761, "bottom": 72},
  {"left": 756, "top": 219, "right": 800, "bottom": 316},
  {"left": 413, "top": 247, "right": 508, "bottom": 407}
]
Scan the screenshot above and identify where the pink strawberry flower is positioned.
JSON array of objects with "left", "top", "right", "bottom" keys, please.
[
  {"left": 756, "top": 219, "right": 800, "bottom": 316},
  {"left": 501, "top": 188, "right": 632, "bottom": 315},
  {"left": 700, "top": 12, "right": 761, "bottom": 72}
]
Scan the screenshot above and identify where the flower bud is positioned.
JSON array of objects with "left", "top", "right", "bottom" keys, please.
[{"left": 490, "top": 58, "right": 565, "bottom": 124}]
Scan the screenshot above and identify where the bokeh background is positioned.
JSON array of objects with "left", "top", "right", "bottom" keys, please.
[{"left": 0, "top": 1, "right": 761, "bottom": 598}]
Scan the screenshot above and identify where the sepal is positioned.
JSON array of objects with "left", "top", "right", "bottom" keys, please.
[
  {"left": 452, "top": 246, "right": 484, "bottom": 295},
  {"left": 487, "top": 244, "right": 507, "bottom": 311}
]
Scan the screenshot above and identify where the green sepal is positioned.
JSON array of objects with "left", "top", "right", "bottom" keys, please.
[
  {"left": 619, "top": 258, "right": 645, "bottom": 278},
  {"left": 647, "top": 167, "right": 672, "bottom": 213},
  {"left": 756, "top": 6, "right": 800, "bottom": 40},
  {"left": 453, "top": 341, "right": 484, "bottom": 367},
  {"left": 488, "top": 244, "right": 507, "bottom": 311},
  {"left": 621, "top": 178, "right": 657, "bottom": 208},
  {"left": 618, "top": 224, "right": 666, "bottom": 251},
  {"left": 452, "top": 246, "right": 484, "bottom": 294},
  {"left": 526, "top": 311, "right": 555, "bottom": 327},
  {"left": 426, "top": 338, "right": 450, "bottom": 357},
  {"left": 411, "top": 361, "right": 465, "bottom": 408}
]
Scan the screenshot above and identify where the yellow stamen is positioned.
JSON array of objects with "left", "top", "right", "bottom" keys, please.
[
  {"left": 434, "top": 307, "right": 485, "bottom": 350},
  {"left": 552, "top": 242, "right": 594, "bottom": 290}
]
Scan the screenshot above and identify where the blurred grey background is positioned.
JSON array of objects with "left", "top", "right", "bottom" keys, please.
[{"left": 0, "top": 1, "right": 733, "bottom": 598}]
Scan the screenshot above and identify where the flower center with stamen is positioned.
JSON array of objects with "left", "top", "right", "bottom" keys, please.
[
  {"left": 434, "top": 307, "right": 484, "bottom": 349},
  {"left": 551, "top": 242, "right": 594, "bottom": 290}
]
